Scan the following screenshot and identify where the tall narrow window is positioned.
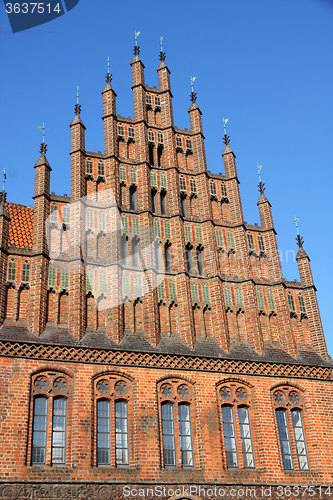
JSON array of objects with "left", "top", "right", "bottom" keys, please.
[
  {"left": 161, "top": 403, "right": 176, "bottom": 467},
  {"left": 97, "top": 400, "right": 110, "bottom": 466},
  {"left": 160, "top": 191, "right": 167, "bottom": 215},
  {"left": 221, "top": 182, "right": 227, "bottom": 198},
  {"left": 149, "top": 144, "right": 154, "bottom": 165},
  {"left": 291, "top": 409, "right": 309, "bottom": 470},
  {"left": 258, "top": 234, "right": 265, "bottom": 252},
  {"left": 51, "top": 398, "right": 67, "bottom": 465},
  {"left": 288, "top": 293, "right": 295, "bottom": 311},
  {"left": 179, "top": 403, "right": 193, "bottom": 467},
  {"left": 165, "top": 244, "right": 172, "bottom": 272},
  {"left": 98, "top": 162, "right": 105, "bottom": 176},
  {"left": 247, "top": 233, "right": 254, "bottom": 250},
  {"left": 155, "top": 96, "right": 161, "bottom": 107},
  {"left": 151, "top": 190, "right": 157, "bottom": 213},
  {"left": 8, "top": 260, "right": 16, "bottom": 281},
  {"left": 176, "top": 136, "right": 182, "bottom": 148},
  {"left": 86, "top": 160, "right": 93, "bottom": 174},
  {"left": 128, "top": 127, "right": 135, "bottom": 139},
  {"left": 196, "top": 248, "right": 204, "bottom": 275},
  {"left": 237, "top": 407, "right": 255, "bottom": 468},
  {"left": 298, "top": 294, "right": 306, "bottom": 314},
  {"left": 157, "top": 132, "right": 163, "bottom": 144},
  {"left": 157, "top": 146, "right": 163, "bottom": 167},
  {"left": 185, "top": 246, "right": 193, "bottom": 274},
  {"left": 222, "top": 405, "right": 238, "bottom": 468},
  {"left": 155, "top": 240, "right": 161, "bottom": 270},
  {"left": 50, "top": 204, "right": 58, "bottom": 223},
  {"left": 210, "top": 181, "right": 216, "bottom": 195},
  {"left": 118, "top": 125, "right": 124, "bottom": 137},
  {"left": 115, "top": 401, "right": 129, "bottom": 466},
  {"left": 132, "top": 239, "right": 139, "bottom": 267},
  {"left": 186, "top": 137, "right": 192, "bottom": 150},
  {"left": 179, "top": 176, "right": 186, "bottom": 191},
  {"left": 22, "top": 262, "right": 30, "bottom": 282},
  {"left": 121, "top": 235, "right": 128, "bottom": 265},
  {"left": 63, "top": 204, "right": 70, "bottom": 225},
  {"left": 32, "top": 397, "right": 48, "bottom": 465},
  {"left": 129, "top": 186, "right": 137, "bottom": 211},
  {"left": 181, "top": 196, "right": 187, "bottom": 218},
  {"left": 190, "top": 178, "right": 196, "bottom": 193},
  {"left": 276, "top": 409, "right": 293, "bottom": 470}
]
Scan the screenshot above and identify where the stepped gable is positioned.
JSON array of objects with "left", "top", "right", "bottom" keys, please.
[{"left": 5, "top": 202, "right": 33, "bottom": 249}]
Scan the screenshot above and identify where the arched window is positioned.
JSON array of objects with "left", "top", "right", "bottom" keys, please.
[
  {"left": 29, "top": 372, "right": 71, "bottom": 467},
  {"left": 159, "top": 380, "right": 194, "bottom": 469},
  {"left": 95, "top": 376, "right": 132, "bottom": 468},
  {"left": 272, "top": 386, "right": 309, "bottom": 471},
  {"left": 219, "top": 384, "right": 255, "bottom": 470}
]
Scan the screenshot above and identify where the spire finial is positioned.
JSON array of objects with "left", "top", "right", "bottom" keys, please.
[
  {"left": 293, "top": 216, "right": 300, "bottom": 235},
  {"left": 2, "top": 168, "right": 6, "bottom": 193},
  {"left": 222, "top": 117, "right": 230, "bottom": 145},
  {"left": 159, "top": 36, "right": 166, "bottom": 61},
  {"left": 37, "top": 123, "right": 48, "bottom": 144},
  {"left": 74, "top": 86, "right": 81, "bottom": 115},
  {"left": 105, "top": 56, "right": 112, "bottom": 84},
  {"left": 189, "top": 76, "right": 197, "bottom": 102},
  {"left": 256, "top": 164, "right": 263, "bottom": 183},
  {"left": 134, "top": 31, "right": 140, "bottom": 56}
]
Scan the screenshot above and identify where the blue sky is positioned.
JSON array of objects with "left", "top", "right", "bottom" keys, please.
[{"left": 0, "top": 0, "right": 332, "bottom": 356}]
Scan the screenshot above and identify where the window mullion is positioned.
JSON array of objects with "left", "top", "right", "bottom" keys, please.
[
  {"left": 110, "top": 399, "right": 116, "bottom": 468},
  {"left": 174, "top": 404, "right": 182, "bottom": 468},
  {"left": 46, "top": 396, "right": 53, "bottom": 466}
]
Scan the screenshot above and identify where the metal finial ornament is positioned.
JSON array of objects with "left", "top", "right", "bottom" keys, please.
[
  {"left": 105, "top": 56, "right": 112, "bottom": 84},
  {"left": 223, "top": 117, "right": 229, "bottom": 136},
  {"left": 40, "top": 143, "right": 47, "bottom": 156},
  {"left": 2, "top": 168, "right": 6, "bottom": 193},
  {"left": 296, "top": 234, "right": 304, "bottom": 248},
  {"left": 256, "top": 164, "right": 263, "bottom": 182},
  {"left": 74, "top": 86, "right": 81, "bottom": 115},
  {"left": 293, "top": 216, "right": 300, "bottom": 235},
  {"left": 37, "top": 123, "right": 49, "bottom": 144},
  {"left": 134, "top": 31, "right": 140, "bottom": 46},
  {"left": 159, "top": 36, "right": 166, "bottom": 62},
  {"left": 190, "top": 76, "right": 196, "bottom": 93},
  {"left": 222, "top": 118, "right": 230, "bottom": 145},
  {"left": 258, "top": 181, "right": 265, "bottom": 194}
]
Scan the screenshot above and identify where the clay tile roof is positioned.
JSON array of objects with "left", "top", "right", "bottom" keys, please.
[{"left": 5, "top": 202, "right": 34, "bottom": 249}]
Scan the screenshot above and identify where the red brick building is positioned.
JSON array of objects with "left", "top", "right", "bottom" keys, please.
[{"left": 0, "top": 44, "right": 332, "bottom": 499}]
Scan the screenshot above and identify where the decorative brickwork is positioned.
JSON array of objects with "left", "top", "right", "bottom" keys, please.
[{"left": 0, "top": 45, "right": 332, "bottom": 490}]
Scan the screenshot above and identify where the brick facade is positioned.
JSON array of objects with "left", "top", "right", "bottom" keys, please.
[{"left": 0, "top": 44, "right": 332, "bottom": 498}]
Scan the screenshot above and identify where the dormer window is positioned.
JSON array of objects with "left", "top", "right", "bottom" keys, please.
[
  {"left": 180, "top": 176, "right": 186, "bottom": 191},
  {"left": 210, "top": 181, "right": 216, "bottom": 195},
  {"left": 148, "top": 130, "right": 154, "bottom": 143},
  {"left": 118, "top": 125, "right": 124, "bottom": 137},
  {"left": 176, "top": 136, "right": 182, "bottom": 148},
  {"left": 128, "top": 127, "right": 135, "bottom": 139},
  {"left": 190, "top": 178, "right": 196, "bottom": 193},
  {"left": 155, "top": 96, "right": 160, "bottom": 107},
  {"left": 98, "top": 162, "right": 104, "bottom": 176},
  {"left": 186, "top": 137, "right": 192, "bottom": 150},
  {"left": 86, "top": 160, "right": 93, "bottom": 174}
]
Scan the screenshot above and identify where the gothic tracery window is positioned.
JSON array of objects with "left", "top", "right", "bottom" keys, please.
[{"left": 218, "top": 382, "right": 255, "bottom": 470}]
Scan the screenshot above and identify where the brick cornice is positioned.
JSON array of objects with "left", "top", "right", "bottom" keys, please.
[{"left": 0, "top": 340, "right": 331, "bottom": 380}]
